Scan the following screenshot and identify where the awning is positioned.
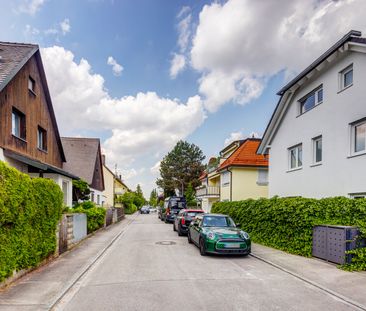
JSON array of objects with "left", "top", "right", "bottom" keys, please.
[{"left": 3, "top": 149, "right": 79, "bottom": 180}]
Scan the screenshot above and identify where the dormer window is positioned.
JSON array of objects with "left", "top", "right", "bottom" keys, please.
[
  {"left": 28, "top": 76, "right": 36, "bottom": 95},
  {"left": 299, "top": 86, "right": 323, "bottom": 114}
]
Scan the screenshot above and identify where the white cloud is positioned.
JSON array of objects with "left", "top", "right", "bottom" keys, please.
[
  {"left": 107, "top": 56, "right": 124, "bottom": 76},
  {"left": 190, "top": 0, "right": 366, "bottom": 112},
  {"left": 169, "top": 6, "right": 192, "bottom": 79},
  {"left": 18, "top": 0, "right": 45, "bottom": 15},
  {"left": 24, "top": 24, "right": 40, "bottom": 36},
  {"left": 150, "top": 161, "right": 161, "bottom": 174},
  {"left": 169, "top": 53, "right": 185, "bottom": 79},
  {"left": 224, "top": 131, "right": 260, "bottom": 146},
  {"left": 60, "top": 18, "right": 71, "bottom": 35},
  {"left": 41, "top": 46, "right": 205, "bottom": 170}
]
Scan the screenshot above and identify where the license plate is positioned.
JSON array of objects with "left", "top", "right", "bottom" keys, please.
[{"left": 224, "top": 243, "right": 241, "bottom": 249}]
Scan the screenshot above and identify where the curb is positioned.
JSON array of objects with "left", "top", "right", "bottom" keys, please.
[
  {"left": 48, "top": 214, "right": 137, "bottom": 310},
  {"left": 250, "top": 252, "right": 366, "bottom": 311}
]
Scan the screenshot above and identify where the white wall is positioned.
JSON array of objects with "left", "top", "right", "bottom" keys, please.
[
  {"left": 269, "top": 50, "right": 366, "bottom": 198},
  {"left": 90, "top": 188, "right": 105, "bottom": 206}
]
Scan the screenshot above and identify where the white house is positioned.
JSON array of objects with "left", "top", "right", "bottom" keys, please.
[{"left": 258, "top": 30, "right": 366, "bottom": 199}]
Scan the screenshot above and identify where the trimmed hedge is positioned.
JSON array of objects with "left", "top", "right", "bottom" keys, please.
[
  {"left": 0, "top": 161, "right": 63, "bottom": 281},
  {"left": 212, "top": 197, "right": 366, "bottom": 270},
  {"left": 72, "top": 206, "right": 106, "bottom": 233}
]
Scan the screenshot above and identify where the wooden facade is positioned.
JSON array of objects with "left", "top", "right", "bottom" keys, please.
[{"left": 0, "top": 54, "right": 64, "bottom": 168}]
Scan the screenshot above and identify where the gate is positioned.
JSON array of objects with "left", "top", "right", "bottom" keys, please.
[
  {"left": 105, "top": 208, "right": 114, "bottom": 226},
  {"left": 58, "top": 215, "right": 68, "bottom": 254}
]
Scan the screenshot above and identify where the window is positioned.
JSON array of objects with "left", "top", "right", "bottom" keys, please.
[
  {"left": 91, "top": 191, "right": 95, "bottom": 202},
  {"left": 37, "top": 126, "right": 47, "bottom": 151},
  {"left": 299, "top": 86, "right": 323, "bottom": 114},
  {"left": 350, "top": 193, "right": 366, "bottom": 199},
  {"left": 221, "top": 171, "right": 230, "bottom": 187},
  {"left": 288, "top": 144, "right": 302, "bottom": 170},
  {"left": 28, "top": 76, "right": 36, "bottom": 94},
  {"left": 257, "top": 169, "right": 268, "bottom": 185},
  {"left": 312, "top": 136, "right": 322, "bottom": 164},
  {"left": 97, "top": 195, "right": 100, "bottom": 205},
  {"left": 350, "top": 119, "right": 366, "bottom": 155},
  {"left": 339, "top": 65, "right": 353, "bottom": 90},
  {"left": 12, "top": 108, "right": 26, "bottom": 140}
]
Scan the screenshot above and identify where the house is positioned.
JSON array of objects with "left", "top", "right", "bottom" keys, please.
[
  {"left": 102, "top": 156, "right": 115, "bottom": 208},
  {"left": 197, "top": 138, "right": 269, "bottom": 212},
  {"left": 61, "top": 137, "right": 105, "bottom": 205},
  {"left": 0, "top": 41, "right": 77, "bottom": 206},
  {"left": 114, "top": 174, "right": 130, "bottom": 208},
  {"left": 257, "top": 30, "right": 366, "bottom": 199},
  {"left": 217, "top": 138, "right": 269, "bottom": 201}
]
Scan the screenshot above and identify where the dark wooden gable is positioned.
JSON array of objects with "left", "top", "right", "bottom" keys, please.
[
  {"left": 0, "top": 50, "right": 65, "bottom": 168},
  {"left": 91, "top": 141, "right": 105, "bottom": 191}
]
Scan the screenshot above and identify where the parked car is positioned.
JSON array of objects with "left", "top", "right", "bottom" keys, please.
[
  {"left": 187, "top": 214, "right": 251, "bottom": 256},
  {"left": 149, "top": 207, "right": 157, "bottom": 213},
  {"left": 158, "top": 206, "right": 166, "bottom": 220},
  {"left": 163, "top": 196, "right": 186, "bottom": 223},
  {"left": 174, "top": 209, "right": 204, "bottom": 236},
  {"left": 140, "top": 206, "right": 150, "bottom": 214}
]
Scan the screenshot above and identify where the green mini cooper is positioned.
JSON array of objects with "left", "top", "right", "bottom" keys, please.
[{"left": 187, "top": 214, "right": 251, "bottom": 256}]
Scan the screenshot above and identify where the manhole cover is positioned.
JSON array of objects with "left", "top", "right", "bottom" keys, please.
[{"left": 156, "top": 241, "right": 176, "bottom": 246}]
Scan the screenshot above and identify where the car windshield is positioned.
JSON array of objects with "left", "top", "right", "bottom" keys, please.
[{"left": 202, "top": 216, "right": 235, "bottom": 227}]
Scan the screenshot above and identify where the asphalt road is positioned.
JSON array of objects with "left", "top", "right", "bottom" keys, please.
[{"left": 56, "top": 213, "right": 358, "bottom": 311}]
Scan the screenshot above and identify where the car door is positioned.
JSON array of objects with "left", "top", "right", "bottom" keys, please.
[{"left": 191, "top": 217, "right": 202, "bottom": 244}]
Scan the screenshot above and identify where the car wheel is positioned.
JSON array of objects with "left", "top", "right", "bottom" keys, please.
[
  {"left": 178, "top": 225, "right": 183, "bottom": 236},
  {"left": 199, "top": 238, "right": 207, "bottom": 256},
  {"left": 187, "top": 231, "right": 193, "bottom": 244}
]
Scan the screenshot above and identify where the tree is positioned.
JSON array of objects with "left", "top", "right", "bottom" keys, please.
[
  {"left": 156, "top": 140, "right": 205, "bottom": 196},
  {"left": 149, "top": 189, "right": 158, "bottom": 207},
  {"left": 184, "top": 183, "right": 197, "bottom": 207},
  {"left": 134, "top": 184, "right": 145, "bottom": 208},
  {"left": 72, "top": 179, "right": 90, "bottom": 203}
]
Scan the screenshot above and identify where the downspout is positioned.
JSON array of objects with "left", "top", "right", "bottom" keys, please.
[{"left": 227, "top": 167, "right": 232, "bottom": 202}]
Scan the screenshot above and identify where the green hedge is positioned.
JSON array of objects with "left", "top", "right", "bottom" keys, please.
[
  {"left": 72, "top": 205, "right": 106, "bottom": 233},
  {"left": 212, "top": 197, "right": 366, "bottom": 270},
  {"left": 0, "top": 161, "right": 63, "bottom": 281}
]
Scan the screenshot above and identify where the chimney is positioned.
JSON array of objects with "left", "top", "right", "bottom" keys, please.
[
  {"left": 119, "top": 174, "right": 122, "bottom": 180},
  {"left": 102, "top": 154, "right": 106, "bottom": 165}
]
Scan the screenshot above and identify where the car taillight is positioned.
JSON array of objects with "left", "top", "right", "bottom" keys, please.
[
  {"left": 166, "top": 208, "right": 170, "bottom": 215},
  {"left": 181, "top": 217, "right": 185, "bottom": 225}
]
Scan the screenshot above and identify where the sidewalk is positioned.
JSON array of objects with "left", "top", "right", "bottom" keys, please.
[
  {"left": 252, "top": 243, "right": 366, "bottom": 309},
  {"left": 0, "top": 215, "right": 135, "bottom": 311}
]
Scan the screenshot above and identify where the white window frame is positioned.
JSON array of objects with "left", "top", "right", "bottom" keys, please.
[
  {"left": 257, "top": 169, "right": 268, "bottom": 186},
  {"left": 312, "top": 136, "right": 322, "bottom": 165},
  {"left": 288, "top": 144, "right": 303, "bottom": 171},
  {"left": 349, "top": 192, "right": 366, "bottom": 199},
  {"left": 221, "top": 171, "right": 230, "bottom": 187},
  {"left": 299, "top": 85, "right": 323, "bottom": 115},
  {"left": 339, "top": 64, "right": 353, "bottom": 91},
  {"left": 350, "top": 119, "right": 366, "bottom": 157}
]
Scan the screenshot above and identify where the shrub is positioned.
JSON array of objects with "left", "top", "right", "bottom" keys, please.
[
  {"left": 212, "top": 196, "right": 366, "bottom": 271},
  {"left": 125, "top": 203, "right": 137, "bottom": 215},
  {"left": 72, "top": 206, "right": 106, "bottom": 233},
  {"left": 0, "top": 161, "right": 63, "bottom": 282},
  {"left": 74, "top": 200, "right": 95, "bottom": 210}
]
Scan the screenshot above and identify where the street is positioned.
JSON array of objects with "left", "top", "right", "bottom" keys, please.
[{"left": 54, "top": 214, "right": 358, "bottom": 311}]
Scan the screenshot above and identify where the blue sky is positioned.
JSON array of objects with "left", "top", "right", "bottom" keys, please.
[{"left": 1, "top": 0, "right": 365, "bottom": 197}]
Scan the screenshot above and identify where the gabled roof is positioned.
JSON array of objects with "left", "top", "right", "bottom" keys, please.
[
  {"left": 61, "top": 137, "right": 105, "bottom": 190},
  {"left": 258, "top": 30, "right": 366, "bottom": 154},
  {"left": 104, "top": 164, "right": 131, "bottom": 191},
  {"left": 0, "top": 41, "right": 66, "bottom": 162},
  {"left": 218, "top": 138, "right": 268, "bottom": 171}
]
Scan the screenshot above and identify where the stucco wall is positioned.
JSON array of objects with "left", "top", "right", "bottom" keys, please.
[
  {"left": 231, "top": 168, "right": 268, "bottom": 200},
  {"left": 103, "top": 165, "right": 114, "bottom": 207},
  {"left": 220, "top": 183, "right": 231, "bottom": 201},
  {"left": 269, "top": 50, "right": 366, "bottom": 198}
]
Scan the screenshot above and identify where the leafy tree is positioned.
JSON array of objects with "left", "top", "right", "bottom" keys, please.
[
  {"left": 72, "top": 179, "right": 90, "bottom": 202},
  {"left": 184, "top": 183, "right": 197, "bottom": 207},
  {"left": 156, "top": 140, "right": 205, "bottom": 196},
  {"left": 149, "top": 189, "right": 158, "bottom": 207},
  {"left": 134, "top": 184, "right": 146, "bottom": 208}
]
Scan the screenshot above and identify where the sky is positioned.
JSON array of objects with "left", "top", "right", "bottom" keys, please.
[{"left": 1, "top": 0, "right": 366, "bottom": 197}]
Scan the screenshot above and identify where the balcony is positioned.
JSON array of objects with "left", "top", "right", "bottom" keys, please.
[{"left": 196, "top": 186, "right": 220, "bottom": 198}]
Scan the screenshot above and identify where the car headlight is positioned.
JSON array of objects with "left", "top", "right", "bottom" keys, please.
[
  {"left": 207, "top": 232, "right": 216, "bottom": 240},
  {"left": 240, "top": 231, "right": 250, "bottom": 240}
]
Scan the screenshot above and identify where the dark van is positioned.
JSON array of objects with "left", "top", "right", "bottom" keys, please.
[{"left": 163, "top": 196, "right": 186, "bottom": 223}]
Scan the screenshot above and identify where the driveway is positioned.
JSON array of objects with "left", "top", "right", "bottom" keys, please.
[{"left": 54, "top": 213, "right": 359, "bottom": 311}]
